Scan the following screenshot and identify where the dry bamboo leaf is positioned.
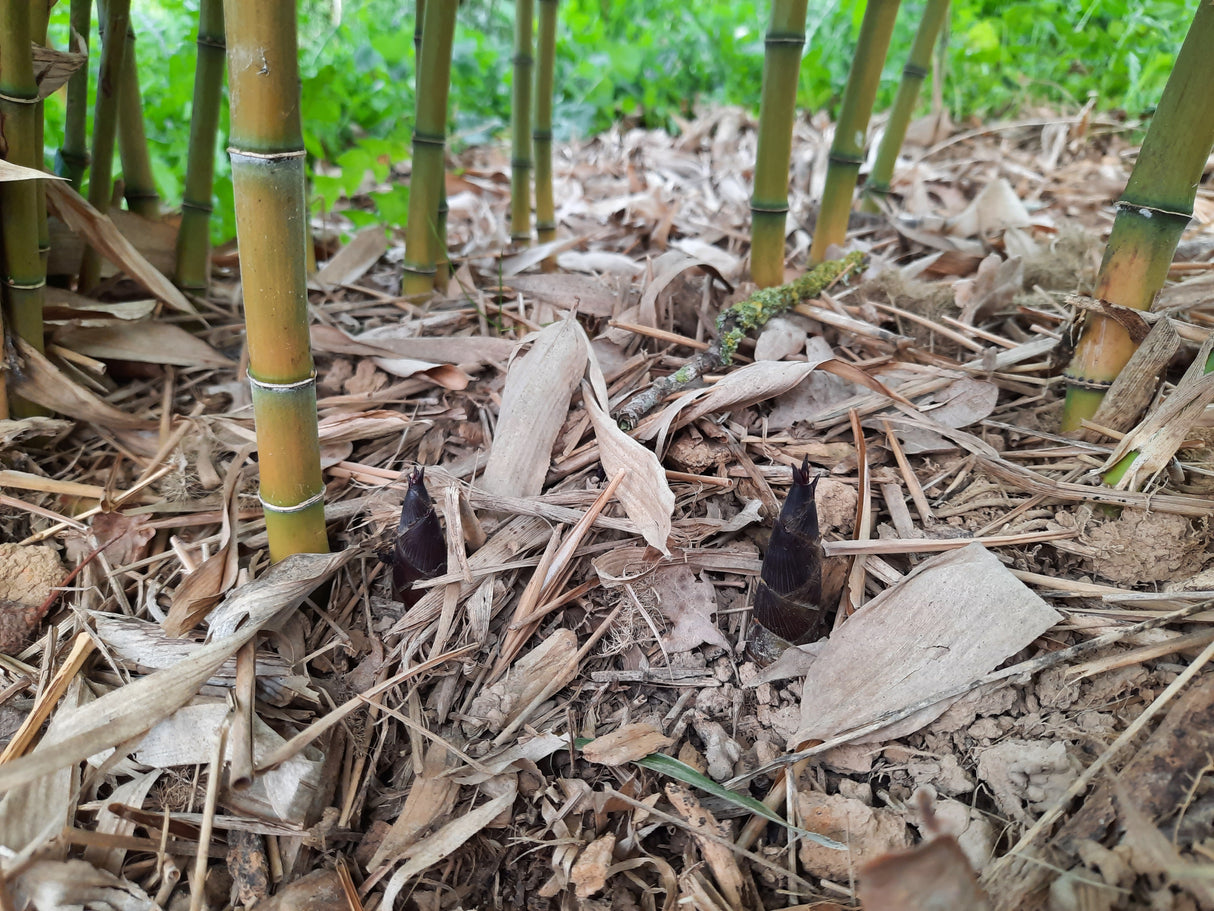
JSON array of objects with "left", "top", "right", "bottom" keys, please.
[
  {"left": 380, "top": 779, "right": 518, "bottom": 909},
  {"left": 666, "top": 783, "right": 755, "bottom": 911},
  {"left": 45, "top": 182, "right": 195, "bottom": 314},
  {"left": 44, "top": 289, "right": 157, "bottom": 322},
  {"left": 81, "top": 772, "right": 162, "bottom": 875},
  {"left": 53, "top": 321, "right": 234, "bottom": 369},
  {"left": 316, "top": 410, "right": 412, "bottom": 443},
  {"left": 11, "top": 339, "right": 155, "bottom": 433},
  {"left": 792, "top": 543, "right": 1060, "bottom": 745},
  {"left": 468, "top": 629, "right": 578, "bottom": 733},
  {"left": 581, "top": 723, "right": 674, "bottom": 765},
  {"left": 500, "top": 235, "right": 588, "bottom": 277},
  {"left": 638, "top": 250, "right": 729, "bottom": 328},
  {"left": 0, "top": 550, "right": 351, "bottom": 795},
  {"left": 571, "top": 833, "right": 616, "bottom": 899},
  {"left": 33, "top": 44, "right": 86, "bottom": 98},
  {"left": 369, "top": 740, "right": 460, "bottom": 870},
  {"left": 482, "top": 316, "right": 589, "bottom": 498},
  {"left": 508, "top": 273, "right": 620, "bottom": 318},
  {"left": 163, "top": 454, "right": 242, "bottom": 636},
  {"left": 584, "top": 389, "right": 674, "bottom": 554},
  {"left": 640, "top": 356, "right": 906, "bottom": 452},
  {"left": 0, "top": 159, "right": 62, "bottom": 183},
  {"left": 945, "top": 178, "right": 1031, "bottom": 238},
  {"left": 13, "top": 860, "right": 157, "bottom": 911},
  {"left": 0, "top": 417, "right": 72, "bottom": 449},
  {"left": 311, "top": 323, "right": 514, "bottom": 366},
  {"left": 309, "top": 225, "right": 388, "bottom": 289}
]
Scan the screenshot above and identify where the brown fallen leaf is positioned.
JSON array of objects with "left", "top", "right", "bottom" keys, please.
[
  {"left": 581, "top": 723, "right": 674, "bottom": 765},
  {"left": 651, "top": 564, "right": 730, "bottom": 653},
  {"left": 571, "top": 833, "right": 616, "bottom": 899},
  {"left": 858, "top": 836, "right": 990, "bottom": 911}
]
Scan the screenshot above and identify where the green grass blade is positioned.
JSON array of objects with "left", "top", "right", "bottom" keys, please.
[{"left": 575, "top": 738, "right": 845, "bottom": 850}]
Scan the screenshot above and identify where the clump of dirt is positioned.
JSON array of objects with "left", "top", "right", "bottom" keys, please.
[
  {"left": 1021, "top": 226, "right": 1102, "bottom": 294},
  {"left": 1049, "top": 507, "right": 1211, "bottom": 585}
]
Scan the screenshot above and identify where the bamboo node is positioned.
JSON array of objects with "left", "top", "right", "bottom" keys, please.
[
  {"left": 228, "top": 148, "right": 305, "bottom": 162},
  {"left": 259, "top": 488, "right": 325, "bottom": 514},
  {"left": 246, "top": 370, "right": 316, "bottom": 393}
]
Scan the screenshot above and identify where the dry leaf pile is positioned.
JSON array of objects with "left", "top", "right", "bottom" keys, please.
[{"left": 4, "top": 105, "right": 1214, "bottom": 910}]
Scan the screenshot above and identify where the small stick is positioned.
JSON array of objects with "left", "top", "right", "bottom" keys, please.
[{"left": 189, "top": 714, "right": 230, "bottom": 911}]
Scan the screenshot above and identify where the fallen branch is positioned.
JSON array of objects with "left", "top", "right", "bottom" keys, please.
[{"left": 615, "top": 251, "right": 867, "bottom": 431}]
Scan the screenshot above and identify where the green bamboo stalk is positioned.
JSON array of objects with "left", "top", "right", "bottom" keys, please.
[
  {"left": 79, "top": 0, "right": 131, "bottom": 291},
  {"left": 31, "top": 1, "right": 51, "bottom": 274},
  {"left": 117, "top": 23, "right": 161, "bottom": 218},
  {"left": 1060, "top": 1, "right": 1214, "bottom": 432},
  {"left": 808, "top": 0, "right": 901, "bottom": 265},
  {"left": 750, "top": 0, "right": 809, "bottom": 288},
  {"left": 175, "top": 0, "right": 226, "bottom": 294},
  {"left": 413, "top": 0, "right": 453, "bottom": 291},
  {"left": 402, "top": 0, "right": 457, "bottom": 298},
  {"left": 414, "top": 0, "right": 426, "bottom": 97},
  {"left": 510, "top": 0, "right": 534, "bottom": 246},
  {"left": 861, "top": 0, "right": 948, "bottom": 214},
  {"left": 534, "top": 0, "right": 558, "bottom": 263},
  {"left": 55, "top": 0, "right": 91, "bottom": 190},
  {"left": 224, "top": 0, "right": 328, "bottom": 559},
  {"left": 0, "top": 0, "right": 47, "bottom": 367}
]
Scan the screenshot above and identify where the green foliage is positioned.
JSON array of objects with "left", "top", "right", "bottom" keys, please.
[{"left": 40, "top": 0, "right": 1190, "bottom": 244}]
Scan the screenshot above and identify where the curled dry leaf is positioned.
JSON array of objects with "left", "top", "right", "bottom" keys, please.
[
  {"left": 482, "top": 315, "right": 589, "bottom": 498},
  {"left": 584, "top": 391, "right": 674, "bottom": 554},
  {"left": 0, "top": 159, "right": 63, "bottom": 183},
  {"left": 52, "top": 321, "right": 234, "bottom": 369},
  {"left": 639, "top": 356, "right": 908, "bottom": 453},
  {"left": 45, "top": 181, "right": 195, "bottom": 314},
  {"left": 581, "top": 723, "right": 674, "bottom": 765},
  {"left": 571, "top": 833, "right": 616, "bottom": 899}
]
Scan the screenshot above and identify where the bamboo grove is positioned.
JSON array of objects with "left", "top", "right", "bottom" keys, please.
[{"left": 0, "top": 0, "right": 1210, "bottom": 566}]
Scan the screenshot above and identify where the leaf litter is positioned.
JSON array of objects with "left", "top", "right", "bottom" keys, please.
[{"left": 3, "top": 106, "right": 1214, "bottom": 910}]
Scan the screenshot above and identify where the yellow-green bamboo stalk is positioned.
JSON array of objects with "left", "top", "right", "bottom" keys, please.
[
  {"left": 808, "top": 0, "right": 901, "bottom": 265},
  {"left": 56, "top": 0, "right": 91, "bottom": 190},
  {"left": 1061, "top": 1, "right": 1214, "bottom": 432},
  {"left": 862, "top": 0, "right": 948, "bottom": 214},
  {"left": 534, "top": 0, "right": 558, "bottom": 263},
  {"left": 402, "top": 0, "right": 457, "bottom": 298},
  {"left": 750, "top": 0, "right": 809, "bottom": 288},
  {"left": 414, "top": 0, "right": 426, "bottom": 96},
  {"left": 224, "top": 0, "right": 328, "bottom": 559},
  {"left": 31, "top": 1, "right": 51, "bottom": 275},
  {"left": 79, "top": 0, "right": 131, "bottom": 291},
  {"left": 0, "top": 0, "right": 47, "bottom": 366},
  {"left": 510, "top": 0, "right": 534, "bottom": 246},
  {"left": 175, "top": 0, "right": 225, "bottom": 294},
  {"left": 117, "top": 24, "right": 160, "bottom": 218}
]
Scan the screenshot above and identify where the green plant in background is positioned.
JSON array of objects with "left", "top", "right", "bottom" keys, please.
[
  {"left": 224, "top": 0, "right": 329, "bottom": 560},
  {"left": 808, "top": 0, "right": 901, "bottom": 265}
]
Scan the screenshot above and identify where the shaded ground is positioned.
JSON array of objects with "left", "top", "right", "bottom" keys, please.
[{"left": 3, "top": 105, "right": 1214, "bottom": 910}]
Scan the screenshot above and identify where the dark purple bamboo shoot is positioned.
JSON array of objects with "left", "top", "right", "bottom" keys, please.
[
  {"left": 391, "top": 467, "right": 447, "bottom": 606},
  {"left": 749, "top": 457, "right": 826, "bottom": 663}
]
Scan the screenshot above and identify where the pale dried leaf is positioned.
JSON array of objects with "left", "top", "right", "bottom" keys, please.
[
  {"left": 33, "top": 44, "right": 87, "bottom": 98},
  {"left": 12, "top": 339, "right": 155, "bottom": 433},
  {"left": 858, "top": 836, "right": 990, "bottom": 910},
  {"left": 0, "top": 551, "right": 351, "bottom": 795},
  {"left": 380, "top": 779, "right": 518, "bottom": 909},
  {"left": 571, "top": 833, "right": 616, "bottom": 899},
  {"left": 53, "top": 321, "right": 234, "bottom": 369},
  {"left": 317, "top": 410, "right": 412, "bottom": 443},
  {"left": 309, "top": 225, "right": 387, "bottom": 289},
  {"left": 508, "top": 273, "right": 620, "bottom": 318},
  {"left": 0, "top": 417, "right": 73, "bottom": 450},
  {"left": 45, "top": 181, "right": 195, "bottom": 314},
  {"left": 13, "top": 860, "right": 157, "bottom": 911},
  {"left": 311, "top": 323, "right": 514, "bottom": 367},
  {"left": 581, "top": 723, "right": 674, "bottom": 765},
  {"left": 0, "top": 159, "right": 62, "bottom": 183},
  {"left": 953, "top": 253, "right": 1023, "bottom": 324},
  {"left": 651, "top": 564, "right": 730, "bottom": 652},
  {"left": 666, "top": 783, "right": 754, "bottom": 910},
  {"left": 482, "top": 316, "right": 589, "bottom": 498},
  {"left": 369, "top": 741, "right": 460, "bottom": 869},
  {"left": 584, "top": 391, "right": 674, "bottom": 554},
  {"left": 793, "top": 544, "right": 1060, "bottom": 745},
  {"left": 945, "top": 178, "right": 1031, "bottom": 238}
]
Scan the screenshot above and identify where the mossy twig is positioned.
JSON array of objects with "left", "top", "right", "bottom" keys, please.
[{"left": 616, "top": 251, "right": 866, "bottom": 431}]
